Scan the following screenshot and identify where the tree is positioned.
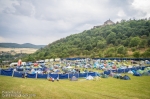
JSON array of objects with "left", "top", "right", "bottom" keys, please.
[
  {"left": 129, "top": 37, "right": 141, "bottom": 47},
  {"left": 133, "top": 51, "right": 140, "bottom": 58},
  {"left": 105, "top": 47, "right": 115, "bottom": 57},
  {"left": 90, "top": 52, "right": 95, "bottom": 58},
  {"left": 98, "top": 51, "right": 104, "bottom": 58},
  {"left": 141, "top": 49, "right": 150, "bottom": 58},
  {"left": 117, "top": 45, "right": 127, "bottom": 55},
  {"left": 147, "top": 38, "right": 150, "bottom": 47},
  {"left": 97, "top": 40, "right": 106, "bottom": 49},
  {"left": 106, "top": 32, "right": 116, "bottom": 44},
  {"left": 139, "top": 39, "right": 147, "bottom": 48},
  {"left": 85, "top": 44, "right": 92, "bottom": 51}
]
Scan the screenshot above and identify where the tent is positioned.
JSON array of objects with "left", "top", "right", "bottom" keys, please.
[
  {"left": 86, "top": 75, "right": 94, "bottom": 80},
  {"left": 128, "top": 70, "right": 133, "bottom": 74},
  {"left": 142, "top": 72, "right": 150, "bottom": 76},
  {"left": 101, "top": 74, "right": 108, "bottom": 78},
  {"left": 55, "top": 58, "right": 61, "bottom": 62},
  {"left": 133, "top": 72, "right": 141, "bottom": 76},
  {"left": 70, "top": 76, "right": 78, "bottom": 81},
  {"left": 122, "top": 75, "right": 130, "bottom": 80},
  {"left": 136, "top": 69, "right": 144, "bottom": 74},
  {"left": 93, "top": 76, "right": 101, "bottom": 81},
  {"left": 113, "top": 74, "right": 121, "bottom": 78},
  {"left": 66, "top": 66, "right": 73, "bottom": 69}
]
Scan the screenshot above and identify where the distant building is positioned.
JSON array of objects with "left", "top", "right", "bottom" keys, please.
[
  {"left": 103, "top": 19, "right": 115, "bottom": 26},
  {"left": 92, "top": 19, "right": 115, "bottom": 29}
]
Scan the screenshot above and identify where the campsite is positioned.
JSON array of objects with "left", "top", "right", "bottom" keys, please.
[
  {"left": 1, "top": 1, "right": 150, "bottom": 99},
  {"left": 0, "top": 58, "right": 150, "bottom": 99}
]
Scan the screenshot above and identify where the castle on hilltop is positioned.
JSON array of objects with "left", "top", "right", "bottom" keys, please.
[{"left": 93, "top": 19, "right": 115, "bottom": 29}]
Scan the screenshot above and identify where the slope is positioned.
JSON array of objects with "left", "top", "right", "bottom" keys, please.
[{"left": 23, "top": 18, "right": 150, "bottom": 61}]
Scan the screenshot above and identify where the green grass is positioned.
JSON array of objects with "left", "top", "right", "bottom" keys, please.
[{"left": 0, "top": 74, "right": 150, "bottom": 99}]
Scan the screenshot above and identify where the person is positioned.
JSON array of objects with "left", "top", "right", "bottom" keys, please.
[
  {"left": 22, "top": 73, "right": 24, "bottom": 78},
  {"left": 22, "top": 73, "right": 27, "bottom": 78},
  {"left": 49, "top": 77, "right": 52, "bottom": 81},
  {"left": 56, "top": 77, "right": 59, "bottom": 81},
  {"left": 52, "top": 78, "right": 54, "bottom": 82},
  {"left": 25, "top": 73, "right": 27, "bottom": 78}
]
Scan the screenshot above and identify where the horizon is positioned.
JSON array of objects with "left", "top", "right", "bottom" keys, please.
[{"left": 0, "top": 42, "right": 46, "bottom": 45}]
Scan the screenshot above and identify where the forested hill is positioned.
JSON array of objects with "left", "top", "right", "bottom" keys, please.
[
  {"left": 23, "top": 19, "right": 150, "bottom": 61},
  {"left": 0, "top": 43, "right": 45, "bottom": 49}
]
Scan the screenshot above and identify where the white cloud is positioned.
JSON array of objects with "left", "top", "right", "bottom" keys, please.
[
  {"left": 132, "top": 0, "right": 150, "bottom": 18},
  {"left": 0, "top": 0, "right": 150, "bottom": 45},
  {"left": 0, "top": 36, "right": 6, "bottom": 42},
  {"left": 117, "top": 10, "right": 126, "bottom": 17}
]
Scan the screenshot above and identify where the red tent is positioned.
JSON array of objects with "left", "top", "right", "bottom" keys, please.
[{"left": 33, "top": 63, "right": 38, "bottom": 66}]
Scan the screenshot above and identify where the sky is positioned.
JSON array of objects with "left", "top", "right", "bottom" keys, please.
[{"left": 0, "top": 0, "right": 150, "bottom": 45}]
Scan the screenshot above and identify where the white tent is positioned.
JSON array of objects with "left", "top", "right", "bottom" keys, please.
[
  {"left": 50, "top": 59, "right": 54, "bottom": 62},
  {"left": 55, "top": 58, "right": 61, "bottom": 62},
  {"left": 86, "top": 75, "right": 94, "bottom": 80},
  {"left": 45, "top": 59, "right": 50, "bottom": 62},
  {"left": 66, "top": 66, "right": 73, "bottom": 69}
]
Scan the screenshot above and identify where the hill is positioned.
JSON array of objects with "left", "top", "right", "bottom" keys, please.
[
  {"left": 23, "top": 18, "right": 150, "bottom": 61},
  {"left": 0, "top": 43, "right": 45, "bottom": 49}
]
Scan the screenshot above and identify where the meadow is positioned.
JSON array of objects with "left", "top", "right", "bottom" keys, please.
[
  {"left": 0, "top": 74, "right": 150, "bottom": 99},
  {"left": 0, "top": 47, "right": 38, "bottom": 54}
]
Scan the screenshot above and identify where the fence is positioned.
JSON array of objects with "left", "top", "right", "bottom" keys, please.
[
  {"left": 103, "top": 66, "right": 146, "bottom": 75},
  {"left": 0, "top": 66, "right": 146, "bottom": 79},
  {"left": 0, "top": 69, "right": 96, "bottom": 79}
]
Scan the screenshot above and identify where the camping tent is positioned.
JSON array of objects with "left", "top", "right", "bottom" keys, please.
[
  {"left": 93, "top": 76, "right": 101, "bottom": 81},
  {"left": 86, "top": 75, "right": 94, "bottom": 80},
  {"left": 101, "top": 74, "right": 108, "bottom": 78},
  {"left": 128, "top": 70, "right": 133, "bottom": 74},
  {"left": 66, "top": 66, "right": 73, "bottom": 69},
  {"left": 50, "top": 59, "right": 54, "bottom": 62},
  {"left": 70, "top": 76, "right": 78, "bottom": 81},
  {"left": 55, "top": 58, "right": 61, "bottom": 62},
  {"left": 122, "top": 75, "right": 130, "bottom": 80}
]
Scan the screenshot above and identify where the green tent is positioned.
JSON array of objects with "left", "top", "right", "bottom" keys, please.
[{"left": 101, "top": 74, "right": 108, "bottom": 78}]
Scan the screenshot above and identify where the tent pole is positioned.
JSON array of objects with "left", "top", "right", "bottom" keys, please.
[
  {"left": 36, "top": 72, "right": 37, "bottom": 79},
  {"left": 12, "top": 70, "right": 14, "bottom": 77},
  {"left": 47, "top": 72, "right": 49, "bottom": 79},
  {"left": 87, "top": 72, "right": 88, "bottom": 77}
]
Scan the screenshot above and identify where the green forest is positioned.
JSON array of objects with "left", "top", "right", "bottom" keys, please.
[{"left": 22, "top": 18, "right": 150, "bottom": 61}]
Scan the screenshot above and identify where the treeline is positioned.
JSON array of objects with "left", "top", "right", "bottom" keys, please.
[
  {"left": 22, "top": 18, "right": 150, "bottom": 61},
  {"left": 0, "top": 43, "right": 45, "bottom": 49},
  {"left": 0, "top": 53, "right": 27, "bottom": 63}
]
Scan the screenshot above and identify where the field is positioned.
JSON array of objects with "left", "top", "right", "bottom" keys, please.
[
  {"left": 0, "top": 47, "right": 38, "bottom": 54},
  {"left": 0, "top": 74, "right": 150, "bottom": 99}
]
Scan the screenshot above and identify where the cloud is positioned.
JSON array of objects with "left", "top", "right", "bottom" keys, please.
[{"left": 0, "top": 0, "right": 150, "bottom": 45}]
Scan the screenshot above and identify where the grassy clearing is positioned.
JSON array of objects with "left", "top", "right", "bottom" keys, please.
[
  {"left": 0, "top": 47, "right": 38, "bottom": 54},
  {"left": 0, "top": 74, "right": 150, "bottom": 99}
]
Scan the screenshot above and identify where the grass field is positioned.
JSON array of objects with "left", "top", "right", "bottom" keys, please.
[
  {"left": 0, "top": 74, "right": 150, "bottom": 99},
  {"left": 0, "top": 47, "right": 38, "bottom": 54}
]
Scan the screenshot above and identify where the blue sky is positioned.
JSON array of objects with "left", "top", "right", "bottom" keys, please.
[{"left": 0, "top": 0, "right": 150, "bottom": 45}]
